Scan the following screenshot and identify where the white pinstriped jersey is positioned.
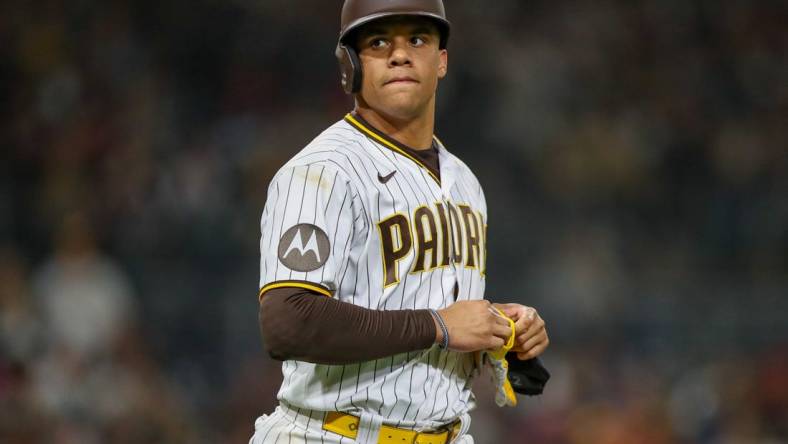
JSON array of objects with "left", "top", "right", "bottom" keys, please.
[{"left": 258, "top": 113, "right": 488, "bottom": 429}]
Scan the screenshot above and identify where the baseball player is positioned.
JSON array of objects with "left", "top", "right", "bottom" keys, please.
[{"left": 251, "top": 1, "right": 550, "bottom": 443}]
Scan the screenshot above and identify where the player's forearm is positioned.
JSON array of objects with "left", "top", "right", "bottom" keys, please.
[{"left": 259, "top": 287, "right": 438, "bottom": 365}]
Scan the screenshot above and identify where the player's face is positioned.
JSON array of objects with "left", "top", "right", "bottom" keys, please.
[{"left": 355, "top": 17, "right": 448, "bottom": 121}]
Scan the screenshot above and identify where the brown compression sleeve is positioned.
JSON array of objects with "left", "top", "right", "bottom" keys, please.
[{"left": 259, "top": 287, "right": 437, "bottom": 365}]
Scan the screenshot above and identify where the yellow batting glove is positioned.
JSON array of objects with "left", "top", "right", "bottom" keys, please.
[{"left": 487, "top": 308, "right": 517, "bottom": 407}]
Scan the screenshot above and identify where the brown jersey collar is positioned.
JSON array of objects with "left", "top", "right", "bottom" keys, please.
[{"left": 344, "top": 112, "right": 441, "bottom": 184}]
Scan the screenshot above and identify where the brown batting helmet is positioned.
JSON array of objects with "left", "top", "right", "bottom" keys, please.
[{"left": 335, "top": 0, "right": 451, "bottom": 94}]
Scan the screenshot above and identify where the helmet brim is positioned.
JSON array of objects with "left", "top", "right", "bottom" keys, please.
[{"left": 338, "top": 12, "right": 450, "bottom": 49}]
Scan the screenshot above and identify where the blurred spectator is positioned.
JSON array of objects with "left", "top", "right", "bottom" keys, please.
[
  {"left": 0, "top": 212, "right": 196, "bottom": 443},
  {"left": 32, "top": 211, "right": 135, "bottom": 359}
]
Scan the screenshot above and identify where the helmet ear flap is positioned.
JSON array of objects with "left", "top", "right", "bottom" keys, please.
[{"left": 336, "top": 44, "right": 363, "bottom": 94}]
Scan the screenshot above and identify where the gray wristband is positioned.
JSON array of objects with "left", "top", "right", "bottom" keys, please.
[{"left": 429, "top": 309, "right": 450, "bottom": 350}]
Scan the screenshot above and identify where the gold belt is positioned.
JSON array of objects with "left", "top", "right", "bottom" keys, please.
[{"left": 322, "top": 411, "right": 461, "bottom": 444}]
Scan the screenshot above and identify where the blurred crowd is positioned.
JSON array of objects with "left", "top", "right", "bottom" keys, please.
[{"left": 1, "top": 0, "right": 786, "bottom": 443}]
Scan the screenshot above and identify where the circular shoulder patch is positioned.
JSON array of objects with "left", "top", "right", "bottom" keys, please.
[{"left": 277, "top": 224, "right": 331, "bottom": 272}]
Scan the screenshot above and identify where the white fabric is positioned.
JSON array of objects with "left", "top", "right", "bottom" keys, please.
[
  {"left": 259, "top": 117, "right": 489, "bottom": 428},
  {"left": 354, "top": 411, "right": 384, "bottom": 444}
]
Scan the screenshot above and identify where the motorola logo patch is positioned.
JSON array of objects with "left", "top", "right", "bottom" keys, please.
[{"left": 278, "top": 224, "right": 330, "bottom": 272}]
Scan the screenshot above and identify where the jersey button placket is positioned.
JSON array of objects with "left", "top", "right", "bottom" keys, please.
[{"left": 443, "top": 196, "right": 459, "bottom": 302}]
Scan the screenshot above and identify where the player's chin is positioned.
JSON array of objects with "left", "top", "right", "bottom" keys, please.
[{"left": 379, "top": 96, "right": 424, "bottom": 119}]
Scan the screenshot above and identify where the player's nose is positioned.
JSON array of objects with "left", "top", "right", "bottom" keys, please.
[{"left": 388, "top": 37, "right": 412, "bottom": 67}]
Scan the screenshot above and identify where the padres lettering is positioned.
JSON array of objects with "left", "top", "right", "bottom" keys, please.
[
  {"left": 378, "top": 201, "right": 486, "bottom": 287},
  {"left": 258, "top": 113, "right": 489, "bottom": 426}
]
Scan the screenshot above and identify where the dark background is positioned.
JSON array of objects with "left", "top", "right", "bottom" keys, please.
[{"left": 1, "top": 0, "right": 786, "bottom": 443}]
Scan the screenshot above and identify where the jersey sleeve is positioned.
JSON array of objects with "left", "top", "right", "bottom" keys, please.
[{"left": 258, "top": 164, "right": 360, "bottom": 301}]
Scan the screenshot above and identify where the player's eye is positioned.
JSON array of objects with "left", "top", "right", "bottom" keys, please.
[
  {"left": 370, "top": 38, "right": 387, "bottom": 49},
  {"left": 410, "top": 36, "right": 426, "bottom": 46}
]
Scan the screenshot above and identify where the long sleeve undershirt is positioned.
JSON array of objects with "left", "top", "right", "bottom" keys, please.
[
  {"left": 259, "top": 134, "right": 443, "bottom": 365},
  {"left": 259, "top": 288, "right": 437, "bottom": 365}
]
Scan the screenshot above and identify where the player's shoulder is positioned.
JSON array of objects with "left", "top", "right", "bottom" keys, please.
[
  {"left": 274, "top": 118, "right": 367, "bottom": 182},
  {"left": 283, "top": 119, "right": 364, "bottom": 175}
]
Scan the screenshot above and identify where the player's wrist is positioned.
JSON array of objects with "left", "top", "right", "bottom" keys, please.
[
  {"left": 431, "top": 314, "right": 443, "bottom": 343},
  {"left": 428, "top": 309, "right": 450, "bottom": 350}
]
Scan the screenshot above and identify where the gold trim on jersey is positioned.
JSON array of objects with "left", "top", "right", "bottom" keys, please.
[
  {"left": 258, "top": 280, "right": 333, "bottom": 302},
  {"left": 376, "top": 212, "right": 413, "bottom": 288},
  {"left": 458, "top": 204, "right": 481, "bottom": 270},
  {"left": 344, "top": 113, "right": 441, "bottom": 185},
  {"left": 409, "top": 203, "right": 443, "bottom": 275},
  {"left": 482, "top": 221, "right": 488, "bottom": 277}
]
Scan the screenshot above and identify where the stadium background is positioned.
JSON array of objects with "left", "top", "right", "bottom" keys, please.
[{"left": 1, "top": 0, "right": 786, "bottom": 442}]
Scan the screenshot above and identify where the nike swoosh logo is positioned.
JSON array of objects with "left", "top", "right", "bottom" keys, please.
[{"left": 378, "top": 171, "right": 396, "bottom": 184}]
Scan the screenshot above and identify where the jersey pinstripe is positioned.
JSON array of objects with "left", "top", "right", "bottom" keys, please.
[{"left": 258, "top": 114, "right": 488, "bottom": 430}]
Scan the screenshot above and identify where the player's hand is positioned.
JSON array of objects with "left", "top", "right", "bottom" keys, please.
[
  {"left": 492, "top": 303, "right": 549, "bottom": 360},
  {"left": 436, "top": 300, "right": 513, "bottom": 352}
]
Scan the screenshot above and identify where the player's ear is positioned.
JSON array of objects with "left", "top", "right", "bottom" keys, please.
[{"left": 437, "top": 49, "right": 448, "bottom": 79}]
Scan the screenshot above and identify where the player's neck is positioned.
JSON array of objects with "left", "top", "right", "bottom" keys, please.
[{"left": 353, "top": 103, "right": 435, "bottom": 151}]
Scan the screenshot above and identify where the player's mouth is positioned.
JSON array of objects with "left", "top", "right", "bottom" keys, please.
[{"left": 384, "top": 76, "right": 418, "bottom": 85}]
